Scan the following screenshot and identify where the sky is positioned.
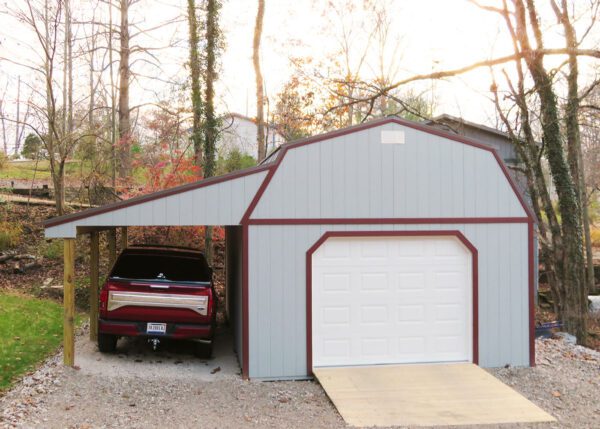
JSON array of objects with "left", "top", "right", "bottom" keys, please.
[{"left": 1, "top": 0, "right": 599, "bottom": 153}]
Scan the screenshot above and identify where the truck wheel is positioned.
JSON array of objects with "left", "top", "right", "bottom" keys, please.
[
  {"left": 98, "top": 333, "right": 117, "bottom": 353},
  {"left": 194, "top": 341, "right": 213, "bottom": 359}
]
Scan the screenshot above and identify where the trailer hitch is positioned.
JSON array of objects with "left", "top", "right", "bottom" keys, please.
[{"left": 148, "top": 338, "right": 160, "bottom": 351}]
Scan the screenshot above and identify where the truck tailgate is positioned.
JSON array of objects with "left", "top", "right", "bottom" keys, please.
[{"left": 102, "top": 280, "right": 214, "bottom": 323}]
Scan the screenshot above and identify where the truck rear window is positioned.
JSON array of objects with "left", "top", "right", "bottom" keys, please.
[{"left": 110, "top": 253, "right": 211, "bottom": 283}]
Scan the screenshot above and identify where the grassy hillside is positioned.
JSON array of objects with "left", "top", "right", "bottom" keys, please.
[{"left": 0, "top": 293, "right": 66, "bottom": 391}]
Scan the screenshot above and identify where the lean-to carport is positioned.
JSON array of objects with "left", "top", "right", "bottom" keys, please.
[{"left": 43, "top": 165, "right": 270, "bottom": 367}]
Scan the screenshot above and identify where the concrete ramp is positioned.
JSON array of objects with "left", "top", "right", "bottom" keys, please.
[{"left": 314, "top": 363, "right": 555, "bottom": 427}]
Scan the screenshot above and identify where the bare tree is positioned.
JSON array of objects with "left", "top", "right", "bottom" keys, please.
[
  {"left": 253, "top": 0, "right": 266, "bottom": 161},
  {"left": 0, "top": 87, "right": 7, "bottom": 154},
  {"left": 117, "top": 0, "right": 131, "bottom": 178}
]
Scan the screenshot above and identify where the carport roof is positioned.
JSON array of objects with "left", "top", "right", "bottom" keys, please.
[{"left": 43, "top": 163, "right": 272, "bottom": 228}]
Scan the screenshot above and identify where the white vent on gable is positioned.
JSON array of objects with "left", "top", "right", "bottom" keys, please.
[{"left": 381, "top": 130, "right": 405, "bottom": 144}]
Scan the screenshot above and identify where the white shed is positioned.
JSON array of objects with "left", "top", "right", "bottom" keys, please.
[{"left": 44, "top": 117, "right": 536, "bottom": 380}]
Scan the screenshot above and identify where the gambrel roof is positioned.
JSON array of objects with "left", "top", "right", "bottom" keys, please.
[{"left": 44, "top": 117, "right": 534, "bottom": 238}]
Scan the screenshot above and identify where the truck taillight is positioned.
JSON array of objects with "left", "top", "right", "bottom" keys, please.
[{"left": 99, "top": 288, "right": 108, "bottom": 316}]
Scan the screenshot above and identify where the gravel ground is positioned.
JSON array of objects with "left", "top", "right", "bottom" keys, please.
[
  {"left": 489, "top": 337, "right": 600, "bottom": 429},
  {"left": 1, "top": 330, "right": 598, "bottom": 429}
]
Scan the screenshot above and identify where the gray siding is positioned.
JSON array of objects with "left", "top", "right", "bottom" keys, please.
[
  {"left": 251, "top": 122, "right": 526, "bottom": 220},
  {"left": 247, "top": 223, "right": 530, "bottom": 379},
  {"left": 45, "top": 171, "right": 268, "bottom": 238}
]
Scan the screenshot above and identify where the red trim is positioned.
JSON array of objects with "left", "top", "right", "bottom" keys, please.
[
  {"left": 528, "top": 221, "right": 536, "bottom": 367},
  {"left": 248, "top": 217, "right": 529, "bottom": 225},
  {"left": 242, "top": 223, "right": 250, "bottom": 379},
  {"left": 243, "top": 117, "right": 536, "bottom": 224},
  {"left": 44, "top": 164, "right": 272, "bottom": 228},
  {"left": 241, "top": 149, "right": 286, "bottom": 223},
  {"left": 305, "top": 230, "right": 479, "bottom": 375}
]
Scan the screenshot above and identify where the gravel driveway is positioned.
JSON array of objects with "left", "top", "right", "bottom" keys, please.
[{"left": 1, "top": 327, "right": 598, "bottom": 429}]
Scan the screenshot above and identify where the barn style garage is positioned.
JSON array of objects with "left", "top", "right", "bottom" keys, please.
[{"left": 44, "top": 117, "right": 536, "bottom": 380}]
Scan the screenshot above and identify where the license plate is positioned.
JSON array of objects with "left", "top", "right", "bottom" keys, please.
[{"left": 146, "top": 323, "right": 166, "bottom": 334}]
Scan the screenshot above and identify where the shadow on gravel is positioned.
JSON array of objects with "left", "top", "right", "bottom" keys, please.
[{"left": 77, "top": 326, "right": 241, "bottom": 381}]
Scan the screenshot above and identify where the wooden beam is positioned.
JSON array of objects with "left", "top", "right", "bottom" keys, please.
[
  {"left": 108, "top": 229, "right": 117, "bottom": 268},
  {"left": 120, "top": 226, "right": 128, "bottom": 250},
  {"left": 63, "top": 238, "right": 75, "bottom": 366},
  {"left": 89, "top": 231, "right": 99, "bottom": 342}
]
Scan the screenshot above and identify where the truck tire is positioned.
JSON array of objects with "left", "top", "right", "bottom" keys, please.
[
  {"left": 194, "top": 341, "right": 213, "bottom": 359},
  {"left": 98, "top": 333, "right": 117, "bottom": 353}
]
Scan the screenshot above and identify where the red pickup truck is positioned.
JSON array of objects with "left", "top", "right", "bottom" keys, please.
[{"left": 98, "top": 245, "right": 216, "bottom": 357}]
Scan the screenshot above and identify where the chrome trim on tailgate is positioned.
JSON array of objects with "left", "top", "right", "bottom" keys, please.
[{"left": 108, "top": 291, "right": 208, "bottom": 315}]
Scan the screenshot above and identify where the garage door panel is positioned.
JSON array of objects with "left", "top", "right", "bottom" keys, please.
[
  {"left": 360, "top": 240, "right": 390, "bottom": 258},
  {"left": 434, "top": 336, "right": 463, "bottom": 353},
  {"left": 313, "top": 236, "right": 472, "bottom": 367},
  {"left": 360, "top": 338, "right": 389, "bottom": 356},
  {"left": 434, "top": 322, "right": 464, "bottom": 337},
  {"left": 435, "top": 304, "right": 461, "bottom": 321},
  {"left": 360, "top": 272, "right": 390, "bottom": 290},
  {"left": 323, "top": 339, "right": 351, "bottom": 358},
  {"left": 396, "top": 272, "right": 426, "bottom": 290},
  {"left": 321, "top": 306, "right": 350, "bottom": 326},
  {"left": 360, "top": 305, "right": 389, "bottom": 324},
  {"left": 397, "top": 304, "right": 425, "bottom": 322},
  {"left": 321, "top": 273, "right": 351, "bottom": 291},
  {"left": 434, "top": 271, "right": 467, "bottom": 288},
  {"left": 434, "top": 290, "right": 466, "bottom": 305},
  {"left": 398, "top": 337, "right": 426, "bottom": 354}
]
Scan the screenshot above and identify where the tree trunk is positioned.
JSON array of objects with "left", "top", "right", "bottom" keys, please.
[
  {"left": 253, "top": 0, "right": 266, "bottom": 161},
  {"left": 108, "top": 0, "right": 117, "bottom": 190},
  {"left": 0, "top": 100, "right": 7, "bottom": 154},
  {"left": 187, "top": 0, "right": 203, "bottom": 169},
  {"left": 14, "top": 76, "right": 21, "bottom": 154},
  {"left": 43, "top": 0, "right": 63, "bottom": 215},
  {"left": 554, "top": 0, "right": 595, "bottom": 304},
  {"left": 50, "top": 160, "right": 66, "bottom": 215},
  {"left": 516, "top": 0, "right": 587, "bottom": 343},
  {"left": 65, "top": 0, "right": 73, "bottom": 151},
  {"left": 118, "top": 0, "right": 131, "bottom": 178},
  {"left": 203, "top": 0, "right": 221, "bottom": 263},
  {"left": 89, "top": 38, "right": 95, "bottom": 131}
]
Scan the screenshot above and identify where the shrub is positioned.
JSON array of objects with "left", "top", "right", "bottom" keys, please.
[
  {"left": 0, "top": 221, "right": 22, "bottom": 251},
  {"left": 20, "top": 134, "right": 42, "bottom": 160},
  {"left": 0, "top": 151, "right": 7, "bottom": 170},
  {"left": 75, "top": 277, "right": 91, "bottom": 311},
  {"left": 216, "top": 148, "right": 256, "bottom": 175},
  {"left": 591, "top": 227, "right": 600, "bottom": 248},
  {"left": 42, "top": 240, "right": 63, "bottom": 260}
]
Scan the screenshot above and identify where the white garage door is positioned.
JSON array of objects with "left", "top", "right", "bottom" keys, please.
[{"left": 312, "top": 235, "right": 472, "bottom": 368}]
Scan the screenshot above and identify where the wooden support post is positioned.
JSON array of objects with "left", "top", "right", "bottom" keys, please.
[
  {"left": 108, "top": 229, "right": 117, "bottom": 268},
  {"left": 120, "top": 226, "right": 128, "bottom": 250},
  {"left": 89, "top": 231, "right": 99, "bottom": 342},
  {"left": 63, "top": 238, "right": 75, "bottom": 366}
]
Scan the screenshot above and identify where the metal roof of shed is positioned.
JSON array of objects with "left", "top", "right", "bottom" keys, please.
[{"left": 44, "top": 116, "right": 535, "bottom": 238}]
